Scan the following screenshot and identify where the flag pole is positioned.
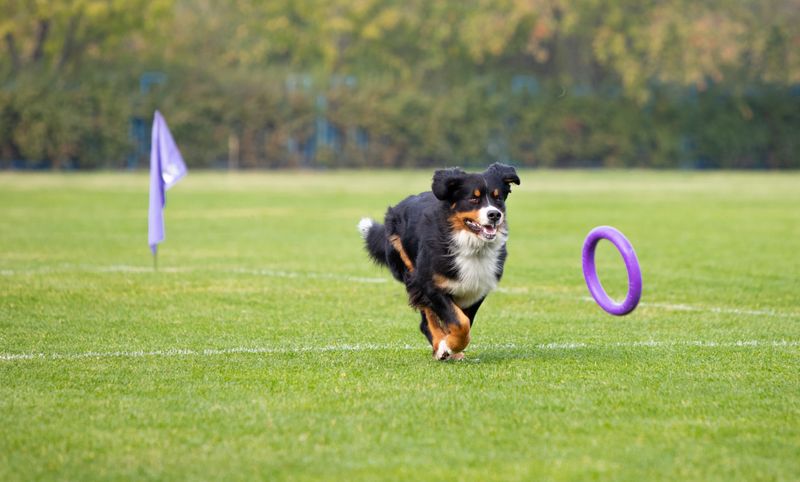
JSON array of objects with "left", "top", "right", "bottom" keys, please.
[{"left": 153, "top": 249, "right": 158, "bottom": 272}]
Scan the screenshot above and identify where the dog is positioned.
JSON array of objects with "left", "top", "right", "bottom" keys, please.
[{"left": 358, "top": 163, "right": 520, "bottom": 360}]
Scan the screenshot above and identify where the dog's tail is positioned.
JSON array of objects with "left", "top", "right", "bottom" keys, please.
[{"left": 358, "top": 217, "right": 387, "bottom": 266}]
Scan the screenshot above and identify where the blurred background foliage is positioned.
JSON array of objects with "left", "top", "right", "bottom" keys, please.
[{"left": 0, "top": 0, "right": 798, "bottom": 169}]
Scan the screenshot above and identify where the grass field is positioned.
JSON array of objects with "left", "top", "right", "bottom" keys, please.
[{"left": 1, "top": 170, "right": 799, "bottom": 481}]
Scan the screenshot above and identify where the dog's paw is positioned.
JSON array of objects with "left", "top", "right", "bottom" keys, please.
[
  {"left": 433, "top": 340, "right": 452, "bottom": 361},
  {"left": 433, "top": 341, "right": 464, "bottom": 361}
]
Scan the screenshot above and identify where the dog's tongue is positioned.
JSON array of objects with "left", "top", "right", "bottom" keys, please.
[{"left": 482, "top": 225, "right": 497, "bottom": 236}]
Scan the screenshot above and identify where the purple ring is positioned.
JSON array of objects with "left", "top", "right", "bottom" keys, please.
[{"left": 582, "top": 226, "right": 642, "bottom": 316}]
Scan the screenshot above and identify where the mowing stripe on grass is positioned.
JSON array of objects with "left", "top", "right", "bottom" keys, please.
[
  {"left": 4, "top": 264, "right": 799, "bottom": 319},
  {"left": 2, "top": 340, "right": 797, "bottom": 363}
]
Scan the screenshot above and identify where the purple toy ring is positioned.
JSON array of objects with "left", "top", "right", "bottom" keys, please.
[{"left": 582, "top": 226, "right": 642, "bottom": 316}]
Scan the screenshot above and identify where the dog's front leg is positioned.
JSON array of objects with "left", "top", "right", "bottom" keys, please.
[
  {"left": 408, "top": 248, "right": 470, "bottom": 360},
  {"left": 421, "top": 308, "right": 450, "bottom": 358},
  {"left": 425, "top": 290, "right": 471, "bottom": 361}
]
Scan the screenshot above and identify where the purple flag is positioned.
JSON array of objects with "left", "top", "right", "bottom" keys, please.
[{"left": 148, "top": 110, "right": 187, "bottom": 254}]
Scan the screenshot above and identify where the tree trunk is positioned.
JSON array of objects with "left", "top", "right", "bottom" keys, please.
[
  {"left": 58, "top": 13, "right": 83, "bottom": 70},
  {"left": 228, "top": 133, "right": 240, "bottom": 170},
  {"left": 31, "top": 19, "right": 51, "bottom": 63},
  {"left": 5, "top": 33, "right": 21, "bottom": 72}
]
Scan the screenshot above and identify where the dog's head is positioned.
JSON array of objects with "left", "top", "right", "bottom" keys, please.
[{"left": 432, "top": 163, "right": 520, "bottom": 242}]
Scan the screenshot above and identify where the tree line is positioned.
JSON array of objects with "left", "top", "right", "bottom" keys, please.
[{"left": 1, "top": 0, "right": 798, "bottom": 169}]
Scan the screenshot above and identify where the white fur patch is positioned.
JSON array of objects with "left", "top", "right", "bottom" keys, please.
[
  {"left": 477, "top": 206, "right": 503, "bottom": 226},
  {"left": 434, "top": 339, "right": 452, "bottom": 360},
  {"left": 444, "top": 227, "right": 507, "bottom": 308},
  {"left": 357, "top": 218, "right": 374, "bottom": 240}
]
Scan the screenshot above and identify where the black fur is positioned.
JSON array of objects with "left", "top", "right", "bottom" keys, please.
[{"left": 361, "top": 163, "right": 520, "bottom": 347}]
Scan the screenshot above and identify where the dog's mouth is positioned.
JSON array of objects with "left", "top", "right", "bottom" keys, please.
[{"left": 464, "top": 219, "right": 498, "bottom": 240}]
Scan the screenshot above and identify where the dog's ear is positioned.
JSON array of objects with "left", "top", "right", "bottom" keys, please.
[
  {"left": 432, "top": 167, "right": 467, "bottom": 201},
  {"left": 485, "top": 162, "right": 520, "bottom": 187}
]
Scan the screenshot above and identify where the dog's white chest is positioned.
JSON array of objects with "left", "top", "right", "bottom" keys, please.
[{"left": 444, "top": 231, "right": 504, "bottom": 308}]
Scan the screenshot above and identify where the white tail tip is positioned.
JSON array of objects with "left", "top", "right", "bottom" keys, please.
[{"left": 358, "top": 218, "right": 374, "bottom": 240}]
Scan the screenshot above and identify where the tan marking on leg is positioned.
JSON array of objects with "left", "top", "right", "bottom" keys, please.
[
  {"left": 443, "top": 304, "right": 471, "bottom": 353},
  {"left": 388, "top": 234, "right": 414, "bottom": 272},
  {"left": 432, "top": 273, "right": 452, "bottom": 290},
  {"left": 424, "top": 308, "right": 449, "bottom": 359},
  {"left": 427, "top": 304, "right": 472, "bottom": 359}
]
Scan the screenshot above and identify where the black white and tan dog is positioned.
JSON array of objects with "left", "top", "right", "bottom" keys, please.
[{"left": 358, "top": 163, "right": 520, "bottom": 360}]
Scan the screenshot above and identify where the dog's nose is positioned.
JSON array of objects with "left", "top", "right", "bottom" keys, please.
[{"left": 487, "top": 209, "right": 502, "bottom": 224}]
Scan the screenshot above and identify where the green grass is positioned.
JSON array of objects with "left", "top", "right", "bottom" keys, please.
[{"left": 1, "top": 170, "right": 799, "bottom": 481}]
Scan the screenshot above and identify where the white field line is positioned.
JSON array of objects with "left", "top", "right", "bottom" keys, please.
[
  {"left": 231, "top": 268, "right": 388, "bottom": 284},
  {"left": 0, "top": 265, "right": 388, "bottom": 284},
  {"left": 637, "top": 301, "right": 795, "bottom": 318},
  {"left": 577, "top": 296, "right": 798, "bottom": 319},
  {"left": 1, "top": 340, "right": 798, "bottom": 363},
  {"left": 2, "top": 264, "right": 798, "bottom": 319},
  {"left": 499, "top": 288, "right": 800, "bottom": 319}
]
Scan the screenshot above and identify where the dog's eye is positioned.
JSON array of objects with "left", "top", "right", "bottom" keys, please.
[{"left": 469, "top": 197, "right": 480, "bottom": 205}]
